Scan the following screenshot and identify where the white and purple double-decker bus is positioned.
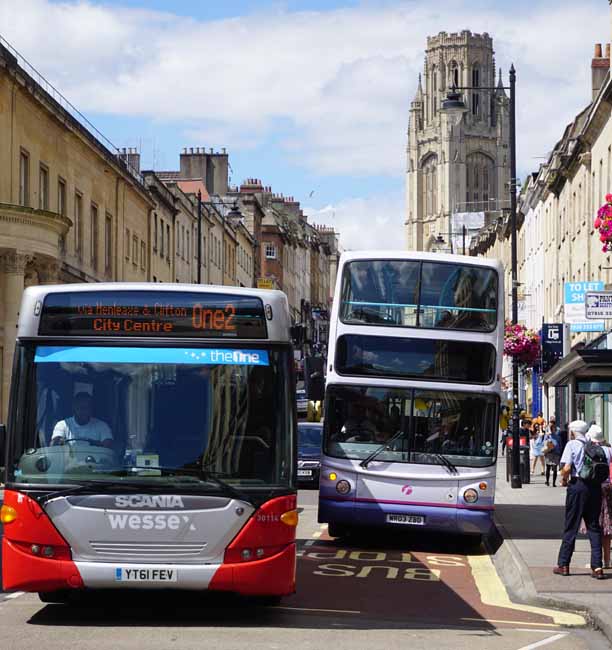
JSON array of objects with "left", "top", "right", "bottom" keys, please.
[{"left": 318, "top": 252, "right": 503, "bottom": 541}]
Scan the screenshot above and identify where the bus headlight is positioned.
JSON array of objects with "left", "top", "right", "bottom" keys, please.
[
  {"left": 463, "top": 488, "right": 479, "bottom": 504},
  {"left": 336, "top": 480, "right": 351, "bottom": 495}
]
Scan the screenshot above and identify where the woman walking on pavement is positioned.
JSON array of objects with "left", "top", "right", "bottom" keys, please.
[
  {"left": 544, "top": 425, "right": 561, "bottom": 486},
  {"left": 586, "top": 425, "right": 612, "bottom": 568},
  {"left": 531, "top": 422, "right": 546, "bottom": 476}
]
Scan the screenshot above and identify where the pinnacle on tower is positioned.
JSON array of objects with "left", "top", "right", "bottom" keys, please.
[
  {"left": 411, "top": 74, "right": 424, "bottom": 109},
  {"left": 496, "top": 68, "right": 507, "bottom": 97}
]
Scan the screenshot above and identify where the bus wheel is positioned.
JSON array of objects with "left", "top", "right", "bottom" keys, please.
[
  {"left": 38, "top": 590, "right": 72, "bottom": 604},
  {"left": 327, "top": 522, "right": 348, "bottom": 539}
]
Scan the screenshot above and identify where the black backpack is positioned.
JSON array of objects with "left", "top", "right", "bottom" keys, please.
[{"left": 578, "top": 440, "right": 610, "bottom": 484}]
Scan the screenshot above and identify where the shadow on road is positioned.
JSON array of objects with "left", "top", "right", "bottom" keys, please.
[
  {"left": 25, "top": 530, "right": 505, "bottom": 633},
  {"left": 494, "top": 504, "right": 565, "bottom": 540}
]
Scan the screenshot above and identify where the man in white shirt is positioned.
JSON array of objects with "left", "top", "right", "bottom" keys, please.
[
  {"left": 342, "top": 402, "right": 377, "bottom": 442},
  {"left": 554, "top": 420, "right": 612, "bottom": 579},
  {"left": 51, "top": 392, "right": 113, "bottom": 449}
]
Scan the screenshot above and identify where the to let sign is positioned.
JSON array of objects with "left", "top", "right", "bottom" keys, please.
[
  {"left": 564, "top": 281, "right": 605, "bottom": 332},
  {"left": 585, "top": 291, "right": 612, "bottom": 319}
]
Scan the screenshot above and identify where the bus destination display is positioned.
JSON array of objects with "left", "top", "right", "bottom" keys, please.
[{"left": 38, "top": 291, "right": 268, "bottom": 338}]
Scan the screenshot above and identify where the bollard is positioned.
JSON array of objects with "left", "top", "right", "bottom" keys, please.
[{"left": 520, "top": 447, "right": 530, "bottom": 484}]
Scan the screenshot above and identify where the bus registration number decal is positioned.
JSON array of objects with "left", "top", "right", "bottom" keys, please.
[
  {"left": 386, "top": 514, "right": 425, "bottom": 526},
  {"left": 115, "top": 568, "right": 177, "bottom": 582}
]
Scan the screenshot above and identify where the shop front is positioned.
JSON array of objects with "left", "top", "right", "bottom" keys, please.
[{"left": 543, "top": 336, "right": 612, "bottom": 441}]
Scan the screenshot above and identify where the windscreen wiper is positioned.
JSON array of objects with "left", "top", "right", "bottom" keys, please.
[
  {"left": 434, "top": 453, "right": 458, "bottom": 474},
  {"left": 360, "top": 430, "right": 406, "bottom": 469},
  {"left": 33, "top": 479, "right": 148, "bottom": 505},
  {"left": 110, "top": 465, "right": 245, "bottom": 501},
  {"left": 196, "top": 471, "right": 245, "bottom": 502}
]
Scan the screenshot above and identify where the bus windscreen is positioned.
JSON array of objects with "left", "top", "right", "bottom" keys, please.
[{"left": 38, "top": 291, "right": 268, "bottom": 338}]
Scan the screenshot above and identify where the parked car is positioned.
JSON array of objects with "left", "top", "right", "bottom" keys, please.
[
  {"left": 296, "top": 388, "right": 308, "bottom": 417},
  {"left": 297, "top": 422, "right": 322, "bottom": 487}
]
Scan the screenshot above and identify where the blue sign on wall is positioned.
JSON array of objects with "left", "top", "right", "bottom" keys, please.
[
  {"left": 532, "top": 367, "right": 542, "bottom": 417},
  {"left": 541, "top": 323, "right": 564, "bottom": 373}
]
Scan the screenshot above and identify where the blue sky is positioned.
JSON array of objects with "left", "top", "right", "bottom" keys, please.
[{"left": 0, "top": 0, "right": 608, "bottom": 248}]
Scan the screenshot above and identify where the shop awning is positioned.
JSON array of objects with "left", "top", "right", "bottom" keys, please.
[{"left": 543, "top": 349, "right": 612, "bottom": 386}]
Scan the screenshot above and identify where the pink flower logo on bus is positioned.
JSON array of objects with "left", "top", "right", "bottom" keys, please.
[{"left": 401, "top": 484, "right": 413, "bottom": 496}]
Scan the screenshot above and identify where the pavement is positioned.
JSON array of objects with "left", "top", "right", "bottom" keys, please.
[{"left": 492, "top": 455, "right": 612, "bottom": 646}]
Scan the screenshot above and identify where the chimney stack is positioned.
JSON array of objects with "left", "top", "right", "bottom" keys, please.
[
  {"left": 592, "top": 42, "right": 610, "bottom": 101},
  {"left": 118, "top": 147, "right": 140, "bottom": 174}
]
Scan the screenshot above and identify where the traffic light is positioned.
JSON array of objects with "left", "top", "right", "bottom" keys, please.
[{"left": 304, "top": 356, "right": 325, "bottom": 402}]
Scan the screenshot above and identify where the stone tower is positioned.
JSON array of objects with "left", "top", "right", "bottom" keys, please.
[{"left": 405, "top": 31, "right": 510, "bottom": 252}]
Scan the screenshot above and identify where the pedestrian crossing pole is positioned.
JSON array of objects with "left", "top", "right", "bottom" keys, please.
[{"left": 509, "top": 64, "right": 522, "bottom": 489}]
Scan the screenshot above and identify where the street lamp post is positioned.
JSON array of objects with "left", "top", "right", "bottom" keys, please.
[
  {"left": 209, "top": 199, "right": 245, "bottom": 287},
  {"left": 197, "top": 190, "right": 202, "bottom": 284},
  {"left": 443, "top": 66, "right": 521, "bottom": 487},
  {"left": 508, "top": 65, "right": 522, "bottom": 488}
]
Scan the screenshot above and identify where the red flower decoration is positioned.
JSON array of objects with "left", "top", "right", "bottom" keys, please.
[
  {"left": 595, "top": 195, "right": 612, "bottom": 252},
  {"left": 504, "top": 321, "right": 540, "bottom": 367}
]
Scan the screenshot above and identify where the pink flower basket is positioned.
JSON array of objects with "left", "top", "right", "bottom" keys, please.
[
  {"left": 595, "top": 196, "right": 612, "bottom": 252},
  {"left": 504, "top": 322, "right": 540, "bottom": 367}
]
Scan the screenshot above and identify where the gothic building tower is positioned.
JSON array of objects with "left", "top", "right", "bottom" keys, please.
[{"left": 406, "top": 31, "right": 510, "bottom": 252}]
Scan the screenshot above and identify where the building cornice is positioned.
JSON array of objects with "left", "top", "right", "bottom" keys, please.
[{"left": 0, "top": 41, "right": 154, "bottom": 208}]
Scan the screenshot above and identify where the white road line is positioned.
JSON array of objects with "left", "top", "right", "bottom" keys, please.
[
  {"left": 4, "top": 592, "right": 24, "bottom": 600},
  {"left": 515, "top": 633, "right": 568, "bottom": 650},
  {"left": 273, "top": 606, "right": 360, "bottom": 615}
]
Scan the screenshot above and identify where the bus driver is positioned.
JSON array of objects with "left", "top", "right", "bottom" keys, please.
[{"left": 51, "top": 392, "right": 114, "bottom": 448}]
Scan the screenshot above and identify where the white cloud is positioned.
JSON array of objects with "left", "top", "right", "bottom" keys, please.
[
  {"left": 0, "top": 0, "right": 607, "bottom": 179},
  {"left": 306, "top": 192, "right": 405, "bottom": 251}
]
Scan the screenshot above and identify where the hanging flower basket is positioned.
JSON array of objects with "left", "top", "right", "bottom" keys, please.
[
  {"left": 595, "top": 194, "right": 612, "bottom": 252},
  {"left": 504, "top": 322, "right": 540, "bottom": 367}
]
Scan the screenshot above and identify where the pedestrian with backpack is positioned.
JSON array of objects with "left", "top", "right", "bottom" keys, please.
[{"left": 553, "top": 420, "right": 612, "bottom": 579}]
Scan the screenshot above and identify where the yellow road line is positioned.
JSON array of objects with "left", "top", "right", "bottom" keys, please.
[
  {"left": 312, "top": 531, "right": 322, "bottom": 538},
  {"left": 461, "top": 617, "right": 559, "bottom": 628},
  {"left": 467, "top": 554, "right": 585, "bottom": 627}
]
